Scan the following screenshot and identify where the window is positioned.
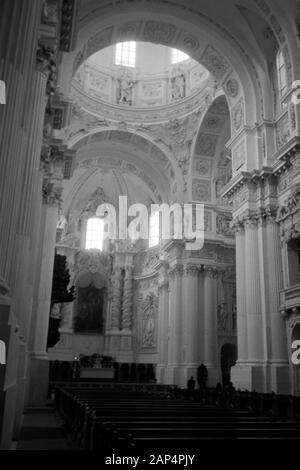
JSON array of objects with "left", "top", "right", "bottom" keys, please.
[
  {"left": 171, "top": 48, "right": 189, "bottom": 64},
  {"left": 276, "top": 50, "right": 287, "bottom": 96},
  {"left": 149, "top": 211, "right": 160, "bottom": 248},
  {"left": 115, "top": 42, "right": 136, "bottom": 67},
  {"left": 85, "top": 217, "right": 104, "bottom": 250}
]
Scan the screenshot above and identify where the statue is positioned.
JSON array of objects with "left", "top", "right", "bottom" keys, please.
[
  {"left": 117, "top": 70, "right": 134, "bottom": 105},
  {"left": 171, "top": 69, "right": 186, "bottom": 100}
]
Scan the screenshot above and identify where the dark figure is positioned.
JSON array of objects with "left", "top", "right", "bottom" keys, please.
[
  {"left": 187, "top": 376, "right": 196, "bottom": 391},
  {"left": 197, "top": 363, "right": 208, "bottom": 389}
]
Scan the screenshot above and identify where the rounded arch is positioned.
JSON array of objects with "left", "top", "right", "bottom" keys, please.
[
  {"left": 189, "top": 94, "right": 231, "bottom": 205},
  {"left": 59, "top": 1, "right": 270, "bottom": 126},
  {"left": 65, "top": 128, "right": 181, "bottom": 207}
]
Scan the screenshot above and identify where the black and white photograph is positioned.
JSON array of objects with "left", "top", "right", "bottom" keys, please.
[{"left": 0, "top": 0, "right": 300, "bottom": 459}]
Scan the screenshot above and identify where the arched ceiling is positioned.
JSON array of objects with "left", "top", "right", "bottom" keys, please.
[
  {"left": 59, "top": 0, "right": 297, "bottom": 125},
  {"left": 63, "top": 129, "right": 179, "bottom": 214},
  {"left": 190, "top": 95, "right": 231, "bottom": 207}
]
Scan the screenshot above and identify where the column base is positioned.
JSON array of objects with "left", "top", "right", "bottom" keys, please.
[
  {"left": 268, "top": 362, "right": 291, "bottom": 394},
  {"left": 27, "top": 354, "right": 49, "bottom": 407},
  {"left": 231, "top": 363, "right": 265, "bottom": 392},
  {"left": 231, "top": 362, "right": 291, "bottom": 393}
]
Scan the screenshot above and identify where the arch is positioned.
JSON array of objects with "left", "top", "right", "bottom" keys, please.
[
  {"left": 189, "top": 94, "right": 231, "bottom": 205},
  {"left": 220, "top": 342, "right": 237, "bottom": 386},
  {"left": 65, "top": 128, "right": 180, "bottom": 208},
  {"left": 59, "top": 2, "right": 269, "bottom": 126}
]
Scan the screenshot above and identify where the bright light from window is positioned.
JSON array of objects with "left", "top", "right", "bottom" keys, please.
[
  {"left": 115, "top": 42, "right": 136, "bottom": 67},
  {"left": 276, "top": 50, "right": 287, "bottom": 96},
  {"left": 171, "top": 48, "right": 189, "bottom": 64},
  {"left": 149, "top": 211, "right": 160, "bottom": 248},
  {"left": 85, "top": 217, "right": 104, "bottom": 250}
]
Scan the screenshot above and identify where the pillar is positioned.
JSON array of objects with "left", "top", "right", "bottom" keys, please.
[
  {"left": 156, "top": 261, "right": 169, "bottom": 384},
  {"left": 165, "top": 265, "right": 183, "bottom": 385},
  {"left": 203, "top": 266, "right": 219, "bottom": 386},
  {"left": 265, "top": 215, "right": 289, "bottom": 393},
  {"left": 0, "top": 0, "right": 44, "bottom": 449},
  {"left": 27, "top": 202, "right": 58, "bottom": 406},
  {"left": 180, "top": 264, "right": 199, "bottom": 386},
  {"left": 231, "top": 222, "right": 249, "bottom": 388}
]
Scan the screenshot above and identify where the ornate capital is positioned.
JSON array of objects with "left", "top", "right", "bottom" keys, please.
[
  {"left": 36, "top": 41, "right": 57, "bottom": 98},
  {"left": 230, "top": 219, "right": 245, "bottom": 235},
  {"left": 184, "top": 264, "right": 199, "bottom": 277},
  {"left": 203, "top": 266, "right": 218, "bottom": 279},
  {"left": 168, "top": 264, "right": 184, "bottom": 279}
]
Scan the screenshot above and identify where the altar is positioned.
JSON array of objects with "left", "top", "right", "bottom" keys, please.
[{"left": 80, "top": 367, "right": 114, "bottom": 379}]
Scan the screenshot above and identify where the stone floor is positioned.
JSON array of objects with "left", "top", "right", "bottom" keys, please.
[{"left": 16, "top": 407, "right": 78, "bottom": 451}]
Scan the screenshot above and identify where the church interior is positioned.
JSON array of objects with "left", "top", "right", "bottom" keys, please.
[{"left": 1, "top": 0, "right": 300, "bottom": 451}]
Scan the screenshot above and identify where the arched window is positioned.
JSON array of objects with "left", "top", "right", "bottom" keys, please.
[
  {"left": 85, "top": 217, "right": 104, "bottom": 250},
  {"left": 276, "top": 50, "right": 287, "bottom": 97},
  {"left": 115, "top": 42, "right": 136, "bottom": 67},
  {"left": 149, "top": 211, "right": 160, "bottom": 248},
  {"left": 171, "top": 48, "right": 189, "bottom": 64}
]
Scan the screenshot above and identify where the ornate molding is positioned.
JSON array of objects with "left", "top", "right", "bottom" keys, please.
[
  {"left": 203, "top": 266, "right": 218, "bottom": 279},
  {"left": 168, "top": 264, "right": 184, "bottom": 279},
  {"left": 184, "top": 264, "right": 199, "bottom": 277}
]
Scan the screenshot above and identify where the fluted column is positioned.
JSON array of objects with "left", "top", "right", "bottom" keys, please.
[
  {"left": 181, "top": 264, "right": 199, "bottom": 385},
  {"left": 27, "top": 202, "right": 58, "bottom": 406},
  {"left": 235, "top": 222, "right": 248, "bottom": 363},
  {"left": 0, "top": 0, "right": 44, "bottom": 449},
  {"left": 203, "top": 266, "right": 219, "bottom": 386},
  {"left": 156, "top": 261, "right": 169, "bottom": 384},
  {"left": 166, "top": 265, "right": 183, "bottom": 385},
  {"left": 244, "top": 218, "right": 264, "bottom": 363},
  {"left": 0, "top": 0, "right": 43, "bottom": 287},
  {"left": 265, "top": 216, "right": 289, "bottom": 393},
  {"left": 121, "top": 266, "right": 133, "bottom": 330}
]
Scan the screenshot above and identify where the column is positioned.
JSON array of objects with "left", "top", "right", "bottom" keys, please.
[
  {"left": 156, "top": 261, "right": 169, "bottom": 384},
  {"left": 122, "top": 266, "right": 133, "bottom": 331},
  {"left": 236, "top": 216, "right": 265, "bottom": 392},
  {"left": 12, "top": 68, "right": 48, "bottom": 438},
  {"left": 111, "top": 267, "right": 123, "bottom": 330},
  {"left": 165, "top": 265, "right": 183, "bottom": 385},
  {"left": 231, "top": 222, "right": 249, "bottom": 388},
  {"left": 105, "top": 265, "right": 124, "bottom": 360},
  {"left": 181, "top": 264, "right": 199, "bottom": 386},
  {"left": 203, "top": 266, "right": 219, "bottom": 386},
  {"left": 265, "top": 216, "right": 289, "bottom": 393},
  {"left": 0, "top": 0, "right": 44, "bottom": 449},
  {"left": 27, "top": 202, "right": 59, "bottom": 406},
  {"left": 120, "top": 264, "right": 134, "bottom": 362}
]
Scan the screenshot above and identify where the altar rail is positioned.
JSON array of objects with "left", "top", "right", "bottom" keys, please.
[{"left": 51, "top": 381, "right": 173, "bottom": 394}]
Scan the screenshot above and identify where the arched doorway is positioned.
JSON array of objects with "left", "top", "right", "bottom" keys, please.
[{"left": 220, "top": 343, "right": 237, "bottom": 386}]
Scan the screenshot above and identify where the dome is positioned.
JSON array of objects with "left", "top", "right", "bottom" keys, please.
[{"left": 71, "top": 42, "right": 212, "bottom": 120}]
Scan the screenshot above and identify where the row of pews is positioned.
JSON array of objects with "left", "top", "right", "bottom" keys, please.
[{"left": 55, "top": 384, "right": 300, "bottom": 453}]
